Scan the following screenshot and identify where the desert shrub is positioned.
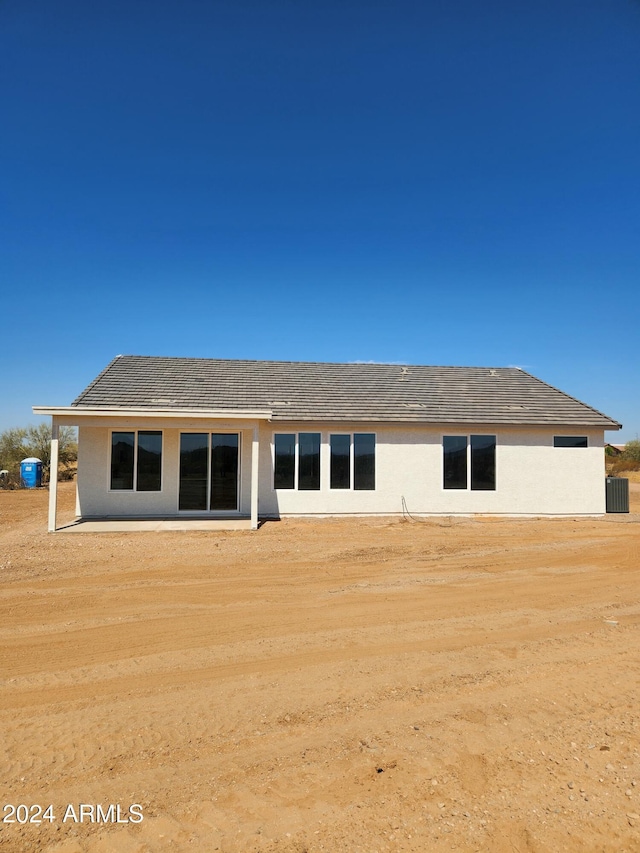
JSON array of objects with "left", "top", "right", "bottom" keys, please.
[
  {"left": 608, "top": 455, "right": 640, "bottom": 476},
  {"left": 622, "top": 439, "right": 640, "bottom": 463},
  {"left": 58, "top": 466, "right": 77, "bottom": 482},
  {"left": 0, "top": 424, "right": 77, "bottom": 484}
]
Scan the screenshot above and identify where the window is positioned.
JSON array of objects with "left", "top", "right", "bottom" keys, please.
[
  {"left": 330, "top": 433, "right": 376, "bottom": 490},
  {"left": 470, "top": 434, "right": 496, "bottom": 491},
  {"left": 354, "top": 433, "right": 376, "bottom": 491},
  {"left": 111, "top": 431, "right": 162, "bottom": 491},
  {"left": 554, "top": 436, "right": 588, "bottom": 448},
  {"left": 274, "top": 433, "right": 320, "bottom": 490},
  {"left": 273, "top": 432, "right": 376, "bottom": 491},
  {"left": 298, "top": 432, "right": 321, "bottom": 490},
  {"left": 274, "top": 434, "right": 295, "bottom": 489},
  {"left": 179, "top": 433, "right": 239, "bottom": 511},
  {"left": 330, "top": 435, "right": 350, "bottom": 489},
  {"left": 443, "top": 435, "right": 496, "bottom": 491},
  {"left": 443, "top": 436, "right": 467, "bottom": 490}
]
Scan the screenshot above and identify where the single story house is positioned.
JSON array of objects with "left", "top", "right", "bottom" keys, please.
[
  {"left": 34, "top": 355, "right": 621, "bottom": 531},
  {"left": 605, "top": 443, "right": 626, "bottom": 455}
]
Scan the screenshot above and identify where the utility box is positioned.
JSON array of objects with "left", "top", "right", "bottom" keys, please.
[{"left": 605, "top": 477, "right": 629, "bottom": 513}]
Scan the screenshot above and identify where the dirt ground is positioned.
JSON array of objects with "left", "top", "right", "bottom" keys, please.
[{"left": 1, "top": 481, "right": 640, "bottom": 853}]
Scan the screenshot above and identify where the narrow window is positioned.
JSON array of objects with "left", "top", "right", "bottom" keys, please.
[
  {"left": 274, "top": 434, "right": 295, "bottom": 489},
  {"left": 136, "top": 431, "right": 162, "bottom": 491},
  {"left": 443, "top": 436, "right": 467, "bottom": 489},
  {"left": 354, "top": 433, "right": 375, "bottom": 490},
  {"left": 330, "top": 434, "right": 351, "bottom": 489},
  {"left": 111, "top": 432, "right": 135, "bottom": 490},
  {"left": 554, "top": 436, "right": 588, "bottom": 448},
  {"left": 471, "top": 434, "right": 496, "bottom": 491},
  {"left": 298, "top": 432, "right": 321, "bottom": 490}
]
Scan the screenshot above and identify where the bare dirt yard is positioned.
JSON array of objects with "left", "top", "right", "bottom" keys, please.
[{"left": 1, "top": 482, "right": 640, "bottom": 853}]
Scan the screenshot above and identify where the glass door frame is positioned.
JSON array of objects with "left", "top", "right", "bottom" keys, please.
[{"left": 178, "top": 431, "right": 241, "bottom": 513}]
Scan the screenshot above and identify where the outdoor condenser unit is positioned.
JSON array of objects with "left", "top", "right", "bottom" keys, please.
[{"left": 605, "top": 477, "right": 629, "bottom": 513}]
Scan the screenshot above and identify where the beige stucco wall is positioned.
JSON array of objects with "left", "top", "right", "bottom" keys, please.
[
  {"left": 77, "top": 424, "right": 255, "bottom": 518},
  {"left": 257, "top": 422, "right": 606, "bottom": 517},
  {"left": 77, "top": 421, "right": 607, "bottom": 518}
]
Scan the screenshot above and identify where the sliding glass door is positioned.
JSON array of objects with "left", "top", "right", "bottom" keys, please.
[
  {"left": 210, "top": 434, "right": 239, "bottom": 510},
  {"left": 179, "top": 433, "right": 239, "bottom": 511}
]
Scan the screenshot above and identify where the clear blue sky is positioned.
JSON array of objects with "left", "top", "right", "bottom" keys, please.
[{"left": 1, "top": 0, "right": 638, "bottom": 440}]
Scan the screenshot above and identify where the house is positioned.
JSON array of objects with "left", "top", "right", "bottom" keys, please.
[
  {"left": 34, "top": 356, "right": 621, "bottom": 531},
  {"left": 605, "top": 443, "right": 625, "bottom": 456}
]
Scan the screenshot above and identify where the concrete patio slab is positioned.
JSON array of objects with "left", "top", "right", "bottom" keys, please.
[{"left": 56, "top": 518, "right": 254, "bottom": 532}]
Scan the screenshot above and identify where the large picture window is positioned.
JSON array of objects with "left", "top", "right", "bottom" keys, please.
[
  {"left": 443, "top": 434, "right": 496, "bottom": 491},
  {"left": 274, "top": 433, "right": 321, "bottom": 490},
  {"left": 110, "top": 431, "right": 162, "bottom": 491},
  {"left": 330, "top": 433, "right": 376, "bottom": 490}
]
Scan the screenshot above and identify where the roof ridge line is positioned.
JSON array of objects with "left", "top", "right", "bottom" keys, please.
[{"left": 107, "top": 355, "right": 520, "bottom": 371}]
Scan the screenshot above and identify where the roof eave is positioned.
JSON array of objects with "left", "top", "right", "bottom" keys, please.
[
  {"left": 269, "top": 412, "right": 621, "bottom": 428},
  {"left": 33, "top": 406, "right": 273, "bottom": 420}
]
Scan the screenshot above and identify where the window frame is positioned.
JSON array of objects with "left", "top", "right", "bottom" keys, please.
[
  {"left": 329, "top": 432, "right": 352, "bottom": 490},
  {"left": 272, "top": 431, "right": 377, "bottom": 491},
  {"left": 109, "top": 429, "right": 164, "bottom": 493},
  {"left": 353, "top": 432, "right": 376, "bottom": 491},
  {"left": 177, "top": 431, "right": 241, "bottom": 513},
  {"left": 272, "top": 432, "right": 321, "bottom": 491},
  {"left": 442, "top": 433, "right": 497, "bottom": 492},
  {"left": 553, "top": 435, "right": 588, "bottom": 448},
  {"left": 298, "top": 431, "right": 321, "bottom": 491}
]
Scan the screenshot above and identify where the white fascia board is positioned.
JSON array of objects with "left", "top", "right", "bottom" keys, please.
[{"left": 32, "top": 406, "right": 273, "bottom": 420}]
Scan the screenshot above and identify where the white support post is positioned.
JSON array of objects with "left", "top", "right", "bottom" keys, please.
[
  {"left": 74, "top": 426, "right": 81, "bottom": 517},
  {"left": 250, "top": 425, "right": 260, "bottom": 530},
  {"left": 48, "top": 419, "right": 59, "bottom": 533}
]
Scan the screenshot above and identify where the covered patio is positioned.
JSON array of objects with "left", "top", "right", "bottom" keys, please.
[{"left": 32, "top": 407, "right": 271, "bottom": 533}]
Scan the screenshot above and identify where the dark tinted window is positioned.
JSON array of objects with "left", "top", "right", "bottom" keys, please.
[
  {"left": 471, "top": 434, "right": 496, "bottom": 491},
  {"left": 443, "top": 436, "right": 467, "bottom": 489},
  {"left": 137, "top": 431, "right": 162, "bottom": 491},
  {"left": 554, "top": 436, "right": 588, "bottom": 448},
  {"left": 179, "top": 433, "right": 208, "bottom": 510},
  {"left": 298, "top": 433, "right": 321, "bottom": 490},
  {"left": 330, "top": 434, "right": 351, "bottom": 489},
  {"left": 274, "top": 434, "right": 295, "bottom": 489},
  {"left": 354, "top": 433, "right": 375, "bottom": 490},
  {"left": 111, "top": 432, "right": 134, "bottom": 490},
  {"left": 210, "top": 434, "right": 239, "bottom": 510}
]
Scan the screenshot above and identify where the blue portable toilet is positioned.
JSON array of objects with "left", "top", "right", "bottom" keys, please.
[{"left": 21, "top": 457, "right": 43, "bottom": 488}]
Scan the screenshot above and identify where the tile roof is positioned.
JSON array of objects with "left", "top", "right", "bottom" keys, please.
[{"left": 71, "top": 355, "right": 621, "bottom": 428}]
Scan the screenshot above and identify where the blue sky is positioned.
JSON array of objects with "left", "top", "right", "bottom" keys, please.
[{"left": 1, "top": 0, "right": 638, "bottom": 440}]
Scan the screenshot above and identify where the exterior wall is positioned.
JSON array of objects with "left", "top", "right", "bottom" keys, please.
[
  {"left": 77, "top": 421, "right": 607, "bottom": 519},
  {"left": 77, "top": 425, "right": 255, "bottom": 518},
  {"left": 258, "top": 422, "right": 606, "bottom": 517}
]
